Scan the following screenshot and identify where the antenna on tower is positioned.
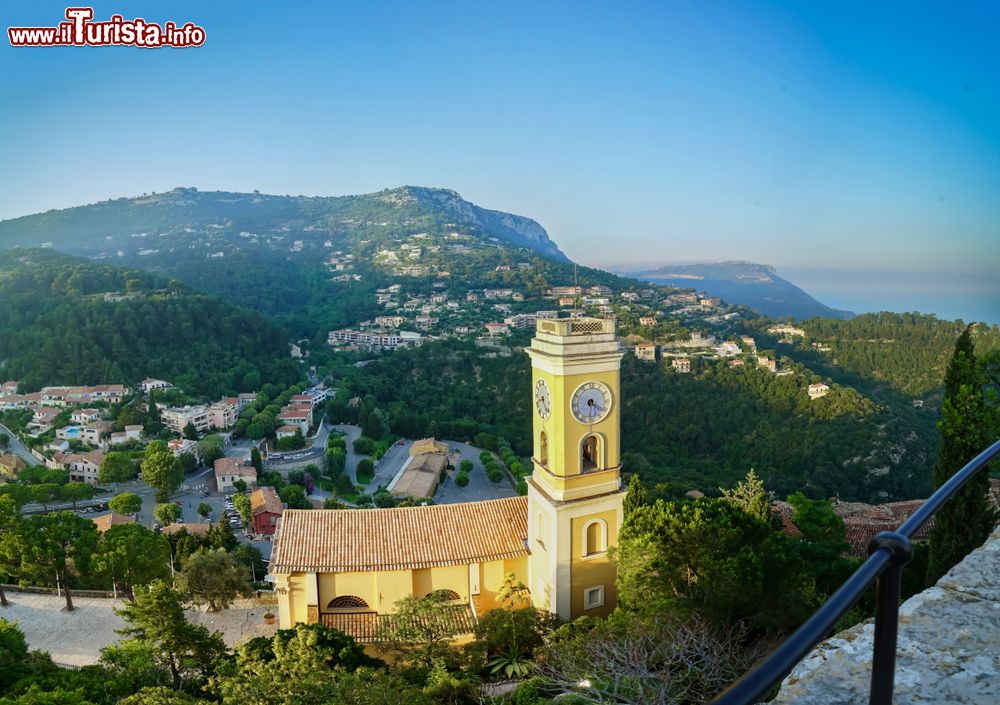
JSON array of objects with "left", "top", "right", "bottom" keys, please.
[{"left": 573, "top": 263, "right": 580, "bottom": 317}]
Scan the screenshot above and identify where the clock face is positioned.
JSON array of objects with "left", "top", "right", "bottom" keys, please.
[
  {"left": 571, "top": 381, "right": 612, "bottom": 424},
  {"left": 534, "top": 379, "right": 551, "bottom": 419}
]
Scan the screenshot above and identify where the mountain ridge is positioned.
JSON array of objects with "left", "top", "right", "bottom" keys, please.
[
  {"left": 0, "top": 185, "right": 569, "bottom": 262},
  {"left": 628, "top": 260, "right": 854, "bottom": 321}
]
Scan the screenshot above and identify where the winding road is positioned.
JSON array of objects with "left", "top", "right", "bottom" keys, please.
[{"left": 0, "top": 421, "right": 37, "bottom": 466}]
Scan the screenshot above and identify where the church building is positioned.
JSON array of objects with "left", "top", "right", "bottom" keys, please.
[{"left": 269, "top": 317, "right": 625, "bottom": 637}]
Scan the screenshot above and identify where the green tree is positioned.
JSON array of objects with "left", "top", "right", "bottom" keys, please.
[
  {"left": 176, "top": 548, "right": 249, "bottom": 612},
  {"left": 250, "top": 446, "right": 262, "bottom": 473},
  {"left": 100, "top": 639, "right": 173, "bottom": 694},
  {"left": 116, "top": 580, "right": 226, "bottom": 689},
  {"left": 927, "top": 327, "right": 997, "bottom": 582},
  {"left": 153, "top": 503, "right": 182, "bottom": 528},
  {"left": 20, "top": 512, "right": 99, "bottom": 611},
  {"left": 29, "top": 484, "right": 63, "bottom": 513},
  {"left": 623, "top": 473, "right": 648, "bottom": 518},
  {"left": 99, "top": 452, "right": 137, "bottom": 484},
  {"left": 356, "top": 458, "right": 374, "bottom": 481},
  {"left": 0, "top": 495, "right": 23, "bottom": 607},
  {"left": 212, "top": 624, "right": 386, "bottom": 705},
  {"left": 232, "top": 478, "right": 248, "bottom": 494},
  {"left": 0, "top": 618, "right": 30, "bottom": 691},
  {"left": 141, "top": 441, "right": 183, "bottom": 503},
  {"left": 376, "top": 592, "right": 466, "bottom": 669},
  {"left": 197, "top": 439, "right": 224, "bottom": 468},
  {"left": 197, "top": 502, "right": 212, "bottom": 521},
  {"left": 109, "top": 492, "right": 143, "bottom": 516},
  {"left": 616, "top": 498, "right": 817, "bottom": 631},
  {"left": 177, "top": 452, "right": 198, "bottom": 474},
  {"left": 93, "top": 523, "right": 170, "bottom": 600},
  {"left": 182, "top": 422, "right": 199, "bottom": 441},
  {"left": 116, "top": 687, "right": 201, "bottom": 705},
  {"left": 459, "top": 459, "right": 473, "bottom": 474},
  {"left": 720, "top": 469, "right": 771, "bottom": 523},
  {"left": 59, "top": 482, "right": 94, "bottom": 511},
  {"left": 278, "top": 484, "right": 309, "bottom": 509},
  {"left": 233, "top": 493, "right": 251, "bottom": 526}
]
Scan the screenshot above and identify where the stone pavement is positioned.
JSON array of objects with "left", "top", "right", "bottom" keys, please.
[
  {"left": 0, "top": 592, "right": 278, "bottom": 667},
  {"left": 773, "top": 526, "right": 1000, "bottom": 705}
]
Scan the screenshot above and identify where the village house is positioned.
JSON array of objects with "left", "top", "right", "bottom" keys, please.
[
  {"left": 634, "top": 343, "right": 657, "bottom": 362},
  {"left": 484, "top": 322, "right": 510, "bottom": 337},
  {"left": 757, "top": 356, "right": 778, "bottom": 373},
  {"left": 215, "top": 457, "right": 257, "bottom": 493},
  {"left": 71, "top": 408, "right": 102, "bottom": 424},
  {"left": 671, "top": 357, "right": 692, "bottom": 373},
  {"left": 59, "top": 449, "right": 106, "bottom": 485},
  {"left": 717, "top": 341, "right": 741, "bottom": 356},
  {"left": 251, "top": 486, "right": 284, "bottom": 536},
  {"left": 92, "top": 512, "right": 135, "bottom": 533},
  {"left": 0, "top": 454, "right": 27, "bottom": 479},
  {"left": 0, "top": 381, "right": 17, "bottom": 394},
  {"left": 768, "top": 324, "right": 806, "bottom": 337},
  {"left": 141, "top": 378, "right": 172, "bottom": 394},
  {"left": 161, "top": 405, "right": 211, "bottom": 435},
  {"left": 168, "top": 438, "right": 198, "bottom": 457},
  {"left": 549, "top": 285, "right": 582, "bottom": 297},
  {"left": 700, "top": 297, "right": 722, "bottom": 307},
  {"left": 639, "top": 316, "right": 657, "bottom": 326},
  {"left": 276, "top": 425, "right": 299, "bottom": 440},
  {"left": 209, "top": 398, "right": 239, "bottom": 430},
  {"left": 741, "top": 336, "right": 757, "bottom": 351},
  {"left": 808, "top": 383, "right": 831, "bottom": 399}
]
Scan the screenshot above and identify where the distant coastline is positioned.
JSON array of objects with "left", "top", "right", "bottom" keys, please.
[{"left": 779, "top": 267, "right": 1000, "bottom": 327}]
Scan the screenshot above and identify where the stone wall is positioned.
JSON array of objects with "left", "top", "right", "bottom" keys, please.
[{"left": 773, "top": 527, "right": 1000, "bottom": 705}]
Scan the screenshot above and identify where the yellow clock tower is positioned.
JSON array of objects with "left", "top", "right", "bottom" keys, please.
[{"left": 525, "top": 316, "right": 625, "bottom": 618}]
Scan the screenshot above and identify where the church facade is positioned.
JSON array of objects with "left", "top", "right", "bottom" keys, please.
[{"left": 269, "top": 317, "right": 625, "bottom": 636}]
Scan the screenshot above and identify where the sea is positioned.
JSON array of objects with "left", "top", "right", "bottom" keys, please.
[{"left": 780, "top": 267, "right": 1000, "bottom": 327}]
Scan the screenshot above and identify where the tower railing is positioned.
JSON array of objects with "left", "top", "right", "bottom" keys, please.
[{"left": 711, "top": 438, "right": 1000, "bottom": 705}]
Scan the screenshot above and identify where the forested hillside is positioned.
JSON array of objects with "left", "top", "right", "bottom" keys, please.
[
  {"left": 0, "top": 249, "right": 301, "bottom": 398},
  {"left": 799, "top": 312, "right": 1000, "bottom": 396},
  {"left": 326, "top": 336, "right": 938, "bottom": 502}
]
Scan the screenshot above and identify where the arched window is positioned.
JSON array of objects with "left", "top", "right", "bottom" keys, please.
[
  {"left": 539, "top": 430, "right": 548, "bottom": 466},
  {"left": 327, "top": 595, "right": 369, "bottom": 610},
  {"left": 426, "top": 589, "right": 462, "bottom": 602},
  {"left": 580, "top": 434, "right": 602, "bottom": 473},
  {"left": 582, "top": 519, "right": 607, "bottom": 557}
]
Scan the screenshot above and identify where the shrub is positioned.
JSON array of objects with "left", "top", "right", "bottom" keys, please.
[
  {"left": 459, "top": 459, "right": 473, "bottom": 474},
  {"left": 455, "top": 472, "right": 470, "bottom": 487},
  {"left": 509, "top": 462, "right": 525, "bottom": 476},
  {"left": 479, "top": 451, "right": 492, "bottom": 465},
  {"left": 487, "top": 468, "right": 503, "bottom": 483},
  {"left": 353, "top": 436, "right": 375, "bottom": 455}
]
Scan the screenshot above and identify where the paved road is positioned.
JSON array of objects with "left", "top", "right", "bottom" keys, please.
[
  {"left": 0, "top": 421, "right": 37, "bottom": 465},
  {"left": 372, "top": 440, "right": 413, "bottom": 490},
  {"left": 332, "top": 424, "right": 363, "bottom": 483}
]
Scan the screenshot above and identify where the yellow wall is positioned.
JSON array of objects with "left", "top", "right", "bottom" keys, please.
[{"left": 570, "top": 508, "right": 619, "bottom": 617}]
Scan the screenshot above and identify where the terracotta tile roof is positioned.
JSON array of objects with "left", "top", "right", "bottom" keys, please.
[
  {"left": 214, "top": 456, "right": 257, "bottom": 478},
  {"left": 161, "top": 522, "right": 214, "bottom": 536},
  {"left": 835, "top": 499, "right": 933, "bottom": 559},
  {"left": 271, "top": 496, "right": 529, "bottom": 573},
  {"left": 92, "top": 512, "right": 135, "bottom": 533},
  {"left": 251, "top": 486, "right": 283, "bottom": 515}
]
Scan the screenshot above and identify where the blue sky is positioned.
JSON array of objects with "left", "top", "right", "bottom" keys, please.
[{"left": 1, "top": 1, "right": 998, "bottom": 284}]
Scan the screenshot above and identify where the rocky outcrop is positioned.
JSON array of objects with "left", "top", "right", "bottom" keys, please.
[{"left": 773, "top": 527, "right": 1000, "bottom": 704}]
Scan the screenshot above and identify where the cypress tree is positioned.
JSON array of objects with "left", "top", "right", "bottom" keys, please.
[
  {"left": 623, "top": 473, "right": 648, "bottom": 518},
  {"left": 926, "top": 326, "right": 995, "bottom": 583}
]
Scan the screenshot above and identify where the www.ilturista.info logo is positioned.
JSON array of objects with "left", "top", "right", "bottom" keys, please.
[{"left": 8, "top": 7, "right": 206, "bottom": 48}]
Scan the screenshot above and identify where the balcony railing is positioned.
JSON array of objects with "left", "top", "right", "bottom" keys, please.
[{"left": 711, "top": 438, "right": 1000, "bottom": 705}]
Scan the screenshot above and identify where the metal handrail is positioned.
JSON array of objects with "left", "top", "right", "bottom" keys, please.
[{"left": 711, "top": 438, "right": 1000, "bottom": 705}]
